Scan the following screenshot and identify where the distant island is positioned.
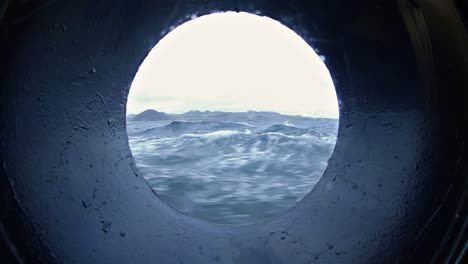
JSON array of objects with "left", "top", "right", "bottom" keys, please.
[
  {"left": 131, "top": 109, "right": 172, "bottom": 121},
  {"left": 127, "top": 109, "right": 334, "bottom": 122}
]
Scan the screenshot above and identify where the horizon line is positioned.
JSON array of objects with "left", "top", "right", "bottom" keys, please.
[{"left": 127, "top": 108, "right": 339, "bottom": 119}]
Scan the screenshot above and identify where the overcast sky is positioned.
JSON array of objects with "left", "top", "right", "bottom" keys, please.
[{"left": 127, "top": 12, "right": 339, "bottom": 118}]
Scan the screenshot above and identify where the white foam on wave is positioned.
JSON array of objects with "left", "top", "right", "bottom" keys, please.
[
  {"left": 217, "top": 155, "right": 250, "bottom": 168},
  {"left": 283, "top": 121, "right": 299, "bottom": 128},
  {"left": 183, "top": 130, "right": 242, "bottom": 139},
  {"left": 236, "top": 122, "right": 258, "bottom": 127},
  {"left": 262, "top": 131, "right": 317, "bottom": 140}
]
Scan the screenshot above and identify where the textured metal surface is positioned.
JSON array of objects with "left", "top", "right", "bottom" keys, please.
[{"left": 0, "top": 0, "right": 466, "bottom": 263}]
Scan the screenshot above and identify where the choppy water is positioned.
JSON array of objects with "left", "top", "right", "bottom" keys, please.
[{"left": 127, "top": 117, "right": 338, "bottom": 224}]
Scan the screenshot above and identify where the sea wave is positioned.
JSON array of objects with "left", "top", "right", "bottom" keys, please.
[
  {"left": 127, "top": 118, "right": 338, "bottom": 224},
  {"left": 136, "top": 120, "right": 255, "bottom": 137}
]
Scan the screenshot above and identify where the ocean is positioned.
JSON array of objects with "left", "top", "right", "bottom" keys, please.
[{"left": 127, "top": 116, "right": 338, "bottom": 224}]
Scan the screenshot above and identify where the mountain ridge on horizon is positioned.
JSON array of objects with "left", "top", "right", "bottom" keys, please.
[{"left": 128, "top": 109, "right": 337, "bottom": 121}]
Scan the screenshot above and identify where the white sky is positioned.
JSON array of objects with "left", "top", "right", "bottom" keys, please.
[{"left": 127, "top": 12, "right": 339, "bottom": 118}]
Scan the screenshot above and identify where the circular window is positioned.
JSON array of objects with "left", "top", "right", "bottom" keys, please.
[{"left": 126, "top": 12, "right": 339, "bottom": 224}]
